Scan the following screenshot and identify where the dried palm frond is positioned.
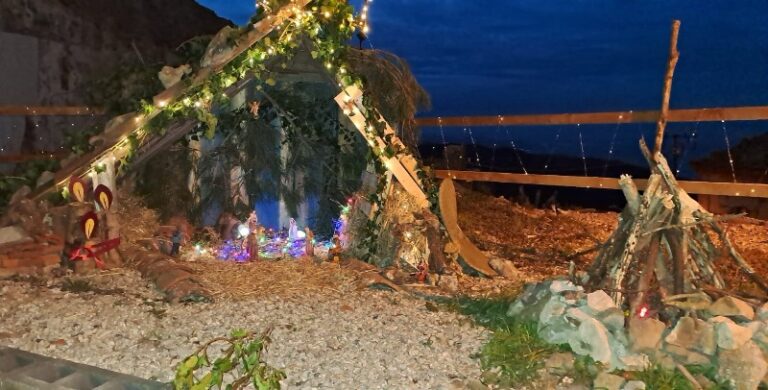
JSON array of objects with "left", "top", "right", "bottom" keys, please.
[{"left": 346, "top": 48, "right": 431, "bottom": 153}]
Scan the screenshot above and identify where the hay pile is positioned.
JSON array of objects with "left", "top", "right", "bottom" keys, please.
[
  {"left": 187, "top": 258, "right": 363, "bottom": 300},
  {"left": 114, "top": 190, "right": 162, "bottom": 253}
]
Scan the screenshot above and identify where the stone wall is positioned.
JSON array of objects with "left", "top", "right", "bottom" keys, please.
[{"left": 0, "top": 0, "right": 228, "bottom": 169}]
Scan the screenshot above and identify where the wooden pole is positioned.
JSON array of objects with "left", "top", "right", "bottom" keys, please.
[{"left": 652, "top": 20, "right": 681, "bottom": 157}]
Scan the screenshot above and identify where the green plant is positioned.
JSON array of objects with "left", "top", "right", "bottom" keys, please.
[
  {"left": 442, "top": 296, "right": 566, "bottom": 386},
  {"left": 633, "top": 364, "right": 694, "bottom": 390},
  {"left": 173, "top": 328, "right": 285, "bottom": 390},
  {"left": 479, "top": 321, "right": 564, "bottom": 385}
]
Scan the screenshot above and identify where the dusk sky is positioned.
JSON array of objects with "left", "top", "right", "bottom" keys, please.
[{"left": 196, "top": 1, "right": 768, "bottom": 171}]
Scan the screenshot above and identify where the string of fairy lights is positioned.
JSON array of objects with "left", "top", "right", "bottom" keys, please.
[{"left": 431, "top": 117, "right": 756, "bottom": 184}]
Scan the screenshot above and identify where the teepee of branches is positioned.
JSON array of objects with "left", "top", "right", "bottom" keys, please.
[
  {"left": 583, "top": 20, "right": 768, "bottom": 312},
  {"left": 584, "top": 138, "right": 768, "bottom": 312}
]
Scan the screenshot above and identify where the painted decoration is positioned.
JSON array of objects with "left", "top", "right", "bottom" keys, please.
[
  {"left": 94, "top": 184, "right": 114, "bottom": 210},
  {"left": 81, "top": 211, "right": 99, "bottom": 240},
  {"left": 68, "top": 176, "right": 87, "bottom": 202}
]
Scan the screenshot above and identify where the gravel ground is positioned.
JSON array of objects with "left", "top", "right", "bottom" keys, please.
[{"left": 0, "top": 270, "right": 488, "bottom": 389}]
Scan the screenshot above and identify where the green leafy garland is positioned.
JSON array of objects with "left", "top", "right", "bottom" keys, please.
[{"left": 111, "top": 0, "right": 431, "bottom": 259}]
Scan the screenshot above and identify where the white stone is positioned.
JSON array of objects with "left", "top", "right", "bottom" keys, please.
[
  {"left": 665, "top": 316, "right": 716, "bottom": 356},
  {"left": 593, "top": 372, "right": 625, "bottom": 390},
  {"left": 568, "top": 315, "right": 612, "bottom": 364},
  {"left": 539, "top": 296, "right": 568, "bottom": 326},
  {"left": 709, "top": 296, "right": 755, "bottom": 321},
  {"left": 629, "top": 317, "right": 666, "bottom": 353},
  {"left": 718, "top": 340, "right": 767, "bottom": 390},
  {"left": 714, "top": 318, "right": 754, "bottom": 350},
  {"left": 550, "top": 280, "right": 583, "bottom": 294},
  {"left": 585, "top": 290, "right": 617, "bottom": 314}
]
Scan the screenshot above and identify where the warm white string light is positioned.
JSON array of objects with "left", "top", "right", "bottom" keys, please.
[
  {"left": 602, "top": 114, "right": 622, "bottom": 177},
  {"left": 500, "top": 116, "right": 528, "bottom": 175},
  {"left": 578, "top": 124, "right": 588, "bottom": 176},
  {"left": 721, "top": 120, "right": 737, "bottom": 183}
]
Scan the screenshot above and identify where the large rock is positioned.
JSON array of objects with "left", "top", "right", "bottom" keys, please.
[
  {"left": 718, "top": 340, "right": 767, "bottom": 390},
  {"left": 709, "top": 296, "right": 755, "bottom": 321},
  {"left": 664, "top": 316, "right": 716, "bottom": 355},
  {"left": 629, "top": 317, "right": 666, "bottom": 353},
  {"left": 584, "top": 290, "right": 617, "bottom": 314},
  {"left": 593, "top": 372, "right": 625, "bottom": 390},
  {"left": 566, "top": 308, "right": 613, "bottom": 364},
  {"left": 712, "top": 316, "right": 754, "bottom": 350}
]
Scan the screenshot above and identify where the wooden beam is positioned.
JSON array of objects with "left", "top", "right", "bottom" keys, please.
[
  {"left": 415, "top": 105, "right": 768, "bottom": 127},
  {"left": 0, "top": 105, "right": 104, "bottom": 116},
  {"left": 335, "top": 86, "right": 430, "bottom": 208},
  {"left": 434, "top": 170, "right": 768, "bottom": 198}
]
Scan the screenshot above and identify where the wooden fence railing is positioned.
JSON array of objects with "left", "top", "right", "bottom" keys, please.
[
  {"left": 415, "top": 105, "right": 768, "bottom": 127},
  {"left": 434, "top": 170, "right": 768, "bottom": 198}
]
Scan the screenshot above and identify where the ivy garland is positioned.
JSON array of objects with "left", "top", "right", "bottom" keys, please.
[{"left": 111, "top": 0, "right": 432, "bottom": 261}]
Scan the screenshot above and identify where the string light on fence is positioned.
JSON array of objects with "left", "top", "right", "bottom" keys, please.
[
  {"left": 578, "top": 124, "right": 588, "bottom": 176},
  {"left": 721, "top": 120, "right": 737, "bottom": 183},
  {"left": 602, "top": 115, "right": 622, "bottom": 177}
]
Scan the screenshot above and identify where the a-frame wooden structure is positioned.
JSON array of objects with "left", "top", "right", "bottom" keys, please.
[{"left": 27, "top": 0, "right": 500, "bottom": 276}]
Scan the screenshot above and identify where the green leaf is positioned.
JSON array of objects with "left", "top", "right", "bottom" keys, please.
[
  {"left": 183, "top": 355, "right": 199, "bottom": 370},
  {"left": 265, "top": 78, "right": 276, "bottom": 86},
  {"left": 231, "top": 329, "right": 247, "bottom": 338},
  {"left": 190, "top": 372, "right": 212, "bottom": 390}
]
